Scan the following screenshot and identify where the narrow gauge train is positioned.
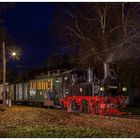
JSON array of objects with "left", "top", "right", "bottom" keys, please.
[
  {"left": 0, "top": 65, "right": 128, "bottom": 115},
  {"left": 60, "top": 64, "right": 128, "bottom": 115}
]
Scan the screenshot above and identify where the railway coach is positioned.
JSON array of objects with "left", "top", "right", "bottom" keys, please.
[
  {"left": 28, "top": 76, "right": 62, "bottom": 106},
  {"left": 9, "top": 69, "right": 64, "bottom": 107}
]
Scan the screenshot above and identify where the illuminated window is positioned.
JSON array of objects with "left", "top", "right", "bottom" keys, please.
[
  {"left": 38, "top": 81, "right": 40, "bottom": 90},
  {"left": 41, "top": 80, "right": 43, "bottom": 90},
  {"left": 50, "top": 79, "right": 53, "bottom": 92},
  {"left": 30, "top": 82, "right": 32, "bottom": 90},
  {"left": 33, "top": 82, "right": 36, "bottom": 90},
  {"left": 43, "top": 81, "right": 46, "bottom": 89},
  {"left": 46, "top": 81, "right": 48, "bottom": 89}
]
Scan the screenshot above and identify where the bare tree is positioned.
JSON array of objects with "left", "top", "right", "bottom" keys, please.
[{"left": 47, "top": 6, "right": 139, "bottom": 85}]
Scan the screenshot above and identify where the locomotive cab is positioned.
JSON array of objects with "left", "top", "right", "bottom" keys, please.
[{"left": 61, "top": 69, "right": 89, "bottom": 97}]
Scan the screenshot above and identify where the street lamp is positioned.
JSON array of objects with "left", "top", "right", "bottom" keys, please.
[
  {"left": 9, "top": 47, "right": 21, "bottom": 60},
  {"left": 12, "top": 52, "right": 16, "bottom": 56},
  {"left": 2, "top": 41, "right": 18, "bottom": 107}
]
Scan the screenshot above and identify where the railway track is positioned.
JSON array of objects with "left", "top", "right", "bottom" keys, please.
[{"left": 105, "top": 114, "right": 140, "bottom": 120}]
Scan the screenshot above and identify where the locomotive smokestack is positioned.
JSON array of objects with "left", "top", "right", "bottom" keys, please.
[
  {"left": 87, "top": 67, "right": 93, "bottom": 82},
  {"left": 104, "top": 62, "right": 109, "bottom": 79}
]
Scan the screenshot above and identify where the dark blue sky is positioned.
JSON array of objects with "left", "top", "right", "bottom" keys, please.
[{"left": 4, "top": 3, "right": 56, "bottom": 69}]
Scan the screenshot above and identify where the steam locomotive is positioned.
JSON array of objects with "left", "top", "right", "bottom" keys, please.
[{"left": 60, "top": 63, "right": 128, "bottom": 115}]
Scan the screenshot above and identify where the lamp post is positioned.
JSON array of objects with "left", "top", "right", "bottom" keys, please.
[
  {"left": 2, "top": 41, "right": 17, "bottom": 106},
  {"left": 2, "top": 41, "right": 6, "bottom": 106}
]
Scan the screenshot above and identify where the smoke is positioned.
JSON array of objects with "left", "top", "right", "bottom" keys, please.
[{"left": 105, "top": 39, "right": 140, "bottom": 64}]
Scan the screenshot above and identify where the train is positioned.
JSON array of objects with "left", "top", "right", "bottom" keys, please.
[{"left": 0, "top": 64, "right": 129, "bottom": 115}]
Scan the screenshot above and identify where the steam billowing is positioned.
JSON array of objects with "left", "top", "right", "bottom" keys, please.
[{"left": 105, "top": 37, "right": 140, "bottom": 64}]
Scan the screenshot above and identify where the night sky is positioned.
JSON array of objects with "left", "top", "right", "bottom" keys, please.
[{"left": 4, "top": 3, "right": 56, "bottom": 70}]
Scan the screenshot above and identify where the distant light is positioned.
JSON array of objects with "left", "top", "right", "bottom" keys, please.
[{"left": 56, "top": 80, "right": 59, "bottom": 83}]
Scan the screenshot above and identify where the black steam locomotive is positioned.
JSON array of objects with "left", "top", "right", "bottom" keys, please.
[
  {"left": 60, "top": 63, "right": 128, "bottom": 115},
  {"left": 61, "top": 67, "right": 127, "bottom": 98}
]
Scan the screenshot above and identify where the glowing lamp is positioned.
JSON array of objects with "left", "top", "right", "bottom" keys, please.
[
  {"left": 122, "top": 87, "right": 127, "bottom": 92},
  {"left": 99, "top": 86, "right": 105, "bottom": 92},
  {"left": 12, "top": 52, "right": 16, "bottom": 56}
]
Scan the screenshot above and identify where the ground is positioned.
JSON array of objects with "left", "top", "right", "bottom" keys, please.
[{"left": 0, "top": 106, "right": 140, "bottom": 138}]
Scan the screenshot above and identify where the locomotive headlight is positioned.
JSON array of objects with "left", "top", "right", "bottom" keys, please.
[
  {"left": 99, "top": 86, "right": 105, "bottom": 92},
  {"left": 122, "top": 87, "right": 127, "bottom": 92}
]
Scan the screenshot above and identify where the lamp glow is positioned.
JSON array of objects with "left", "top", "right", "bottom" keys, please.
[
  {"left": 99, "top": 86, "right": 105, "bottom": 92},
  {"left": 9, "top": 47, "right": 21, "bottom": 60},
  {"left": 122, "top": 87, "right": 127, "bottom": 92},
  {"left": 12, "top": 52, "right": 16, "bottom": 56}
]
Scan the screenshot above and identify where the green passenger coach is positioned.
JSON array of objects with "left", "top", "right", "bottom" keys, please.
[{"left": 28, "top": 76, "right": 62, "bottom": 106}]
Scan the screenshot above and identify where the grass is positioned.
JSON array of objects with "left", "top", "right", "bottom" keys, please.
[
  {"left": 0, "top": 106, "right": 139, "bottom": 138},
  {"left": 1, "top": 125, "right": 132, "bottom": 138}
]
